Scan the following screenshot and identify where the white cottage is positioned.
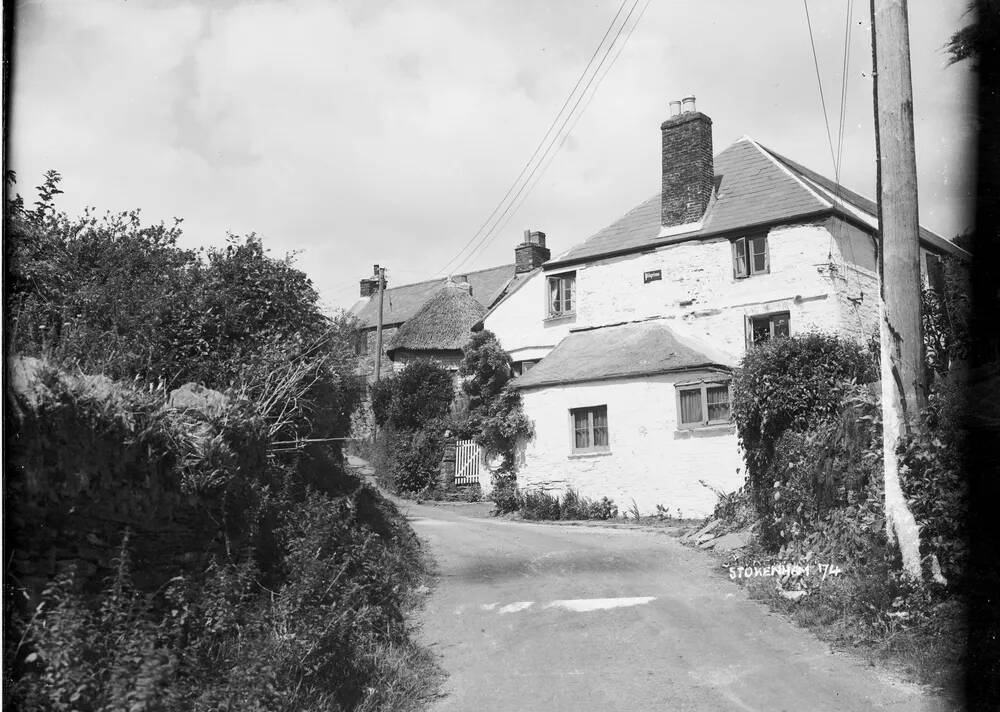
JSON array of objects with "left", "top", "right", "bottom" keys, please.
[{"left": 482, "top": 97, "right": 967, "bottom": 516}]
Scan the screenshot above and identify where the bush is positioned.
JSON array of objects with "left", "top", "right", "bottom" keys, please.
[
  {"left": 732, "top": 332, "right": 877, "bottom": 547},
  {"left": 391, "top": 425, "right": 447, "bottom": 495},
  {"left": 454, "top": 331, "right": 533, "bottom": 480},
  {"left": 489, "top": 472, "right": 520, "bottom": 515},
  {"left": 369, "top": 361, "right": 453, "bottom": 431},
  {"left": 899, "top": 375, "right": 969, "bottom": 584},
  {"left": 515, "top": 488, "right": 618, "bottom": 521},
  {"left": 9, "top": 488, "right": 426, "bottom": 712}
]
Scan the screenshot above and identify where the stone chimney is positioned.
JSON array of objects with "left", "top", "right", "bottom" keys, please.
[
  {"left": 359, "top": 264, "right": 385, "bottom": 298},
  {"left": 660, "top": 95, "right": 714, "bottom": 228},
  {"left": 515, "top": 229, "right": 550, "bottom": 273}
]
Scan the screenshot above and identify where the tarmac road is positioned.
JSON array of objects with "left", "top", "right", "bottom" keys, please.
[{"left": 405, "top": 501, "right": 953, "bottom": 712}]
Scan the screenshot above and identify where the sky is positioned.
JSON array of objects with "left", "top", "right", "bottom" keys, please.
[{"left": 9, "top": 0, "right": 976, "bottom": 313}]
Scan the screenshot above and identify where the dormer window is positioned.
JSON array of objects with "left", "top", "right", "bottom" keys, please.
[
  {"left": 548, "top": 272, "right": 576, "bottom": 317},
  {"left": 732, "top": 235, "right": 769, "bottom": 278}
]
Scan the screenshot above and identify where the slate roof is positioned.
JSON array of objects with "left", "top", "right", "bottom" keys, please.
[
  {"left": 511, "top": 319, "right": 734, "bottom": 390},
  {"left": 350, "top": 263, "right": 515, "bottom": 329},
  {"left": 549, "top": 137, "right": 965, "bottom": 267},
  {"left": 386, "top": 282, "right": 487, "bottom": 355}
]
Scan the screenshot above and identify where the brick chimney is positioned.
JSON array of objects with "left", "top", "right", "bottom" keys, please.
[
  {"left": 660, "top": 95, "right": 714, "bottom": 227},
  {"left": 515, "top": 229, "right": 550, "bottom": 273},
  {"left": 359, "top": 264, "right": 385, "bottom": 298}
]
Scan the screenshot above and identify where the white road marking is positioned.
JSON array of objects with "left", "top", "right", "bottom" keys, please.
[
  {"left": 497, "top": 601, "right": 534, "bottom": 614},
  {"left": 544, "top": 596, "right": 656, "bottom": 612},
  {"left": 476, "top": 596, "right": 657, "bottom": 614}
]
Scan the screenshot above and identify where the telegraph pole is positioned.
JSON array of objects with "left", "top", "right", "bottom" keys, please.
[
  {"left": 374, "top": 265, "right": 386, "bottom": 383},
  {"left": 871, "top": 0, "right": 926, "bottom": 580}
]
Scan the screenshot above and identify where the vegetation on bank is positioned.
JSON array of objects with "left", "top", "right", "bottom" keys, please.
[
  {"left": 4, "top": 172, "right": 435, "bottom": 711},
  {"left": 717, "top": 315, "right": 971, "bottom": 694}
]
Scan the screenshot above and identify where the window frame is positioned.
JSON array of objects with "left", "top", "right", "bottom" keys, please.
[
  {"left": 547, "top": 271, "right": 577, "bottom": 318},
  {"left": 676, "top": 381, "right": 732, "bottom": 430},
  {"left": 746, "top": 311, "right": 790, "bottom": 347},
  {"left": 569, "top": 404, "right": 610, "bottom": 454},
  {"left": 732, "top": 234, "right": 770, "bottom": 279}
]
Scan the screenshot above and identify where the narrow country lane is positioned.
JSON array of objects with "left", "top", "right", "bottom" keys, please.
[{"left": 404, "top": 501, "right": 951, "bottom": 712}]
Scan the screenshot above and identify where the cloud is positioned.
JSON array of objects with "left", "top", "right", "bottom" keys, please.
[{"left": 10, "top": 0, "right": 976, "bottom": 310}]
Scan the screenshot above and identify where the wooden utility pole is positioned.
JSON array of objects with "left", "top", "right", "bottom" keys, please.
[
  {"left": 871, "top": 0, "right": 926, "bottom": 580},
  {"left": 374, "top": 265, "right": 386, "bottom": 383}
]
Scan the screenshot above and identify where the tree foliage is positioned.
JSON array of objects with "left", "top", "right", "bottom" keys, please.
[
  {"left": 731, "top": 332, "right": 878, "bottom": 546},
  {"left": 455, "top": 331, "right": 533, "bottom": 471},
  {"left": 368, "top": 360, "right": 454, "bottom": 431}
]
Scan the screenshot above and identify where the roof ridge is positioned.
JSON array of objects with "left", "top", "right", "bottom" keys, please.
[
  {"left": 379, "top": 261, "right": 516, "bottom": 293},
  {"left": 745, "top": 137, "right": 832, "bottom": 209}
]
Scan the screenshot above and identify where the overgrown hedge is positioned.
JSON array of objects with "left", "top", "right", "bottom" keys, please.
[
  {"left": 4, "top": 174, "right": 431, "bottom": 710},
  {"left": 731, "top": 332, "right": 878, "bottom": 547},
  {"left": 368, "top": 360, "right": 454, "bottom": 495}
]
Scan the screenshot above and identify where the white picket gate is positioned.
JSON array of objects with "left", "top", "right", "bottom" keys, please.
[{"left": 454, "top": 439, "right": 485, "bottom": 486}]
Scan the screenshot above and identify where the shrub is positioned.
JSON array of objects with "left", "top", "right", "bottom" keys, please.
[
  {"left": 519, "top": 490, "right": 561, "bottom": 520},
  {"left": 490, "top": 472, "right": 520, "bottom": 515},
  {"left": 732, "top": 332, "right": 877, "bottom": 547},
  {"left": 391, "top": 425, "right": 447, "bottom": 495},
  {"left": 454, "top": 331, "right": 533, "bottom": 479},
  {"left": 899, "top": 375, "right": 969, "bottom": 584},
  {"left": 514, "top": 488, "right": 618, "bottom": 521},
  {"left": 369, "top": 361, "right": 454, "bottom": 431}
]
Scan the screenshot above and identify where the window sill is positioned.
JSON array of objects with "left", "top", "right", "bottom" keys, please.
[
  {"left": 674, "top": 423, "right": 735, "bottom": 438},
  {"left": 544, "top": 312, "right": 576, "bottom": 323},
  {"left": 568, "top": 449, "right": 612, "bottom": 459}
]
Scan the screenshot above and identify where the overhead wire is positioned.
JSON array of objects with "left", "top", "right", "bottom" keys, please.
[
  {"left": 484, "top": 0, "right": 655, "bottom": 251},
  {"left": 435, "top": 0, "right": 633, "bottom": 277},
  {"left": 452, "top": 0, "right": 644, "bottom": 273}
]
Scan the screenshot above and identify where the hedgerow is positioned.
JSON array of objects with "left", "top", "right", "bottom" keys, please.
[
  {"left": 4, "top": 173, "right": 431, "bottom": 710},
  {"left": 367, "top": 360, "right": 454, "bottom": 495}
]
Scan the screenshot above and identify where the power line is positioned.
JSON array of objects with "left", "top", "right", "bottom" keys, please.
[
  {"left": 452, "top": 0, "right": 643, "bottom": 273},
  {"left": 802, "top": 0, "right": 839, "bottom": 174},
  {"left": 435, "top": 0, "right": 633, "bottom": 277},
  {"left": 484, "top": 0, "right": 654, "bottom": 251}
]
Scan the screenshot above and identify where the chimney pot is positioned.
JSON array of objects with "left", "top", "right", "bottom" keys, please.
[
  {"left": 669, "top": 100, "right": 681, "bottom": 116},
  {"left": 660, "top": 97, "right": 713, "bottom": 227},
  {"left": 515, "top": 229, "right": 551, "bottom": 273}
]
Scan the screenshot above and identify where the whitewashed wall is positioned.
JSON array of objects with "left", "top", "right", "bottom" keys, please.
[
  {"left": 482, "top": 270, "right": 575, "bottom": 361},
  {"left": 570, "top": 220, "right": 856, "bottom": 363},
  {"left": 517, "top": 373, "right": 744, "bottom": 518}
]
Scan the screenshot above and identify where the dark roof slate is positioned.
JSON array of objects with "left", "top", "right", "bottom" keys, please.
[
  {"left": 511, "top": 319, "right": 733, "bottom": 390},
  {"left": 550, "top": 137, "right": 965, "bottom": 266}
]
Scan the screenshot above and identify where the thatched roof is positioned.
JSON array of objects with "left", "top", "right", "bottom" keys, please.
[
  {"left": 386, "top": 282, "right": 487, "bottom": 356},
  {"left": 511, "top": 319, "right": 734, "bottom": 390},
  {"left": 350, "top": 263, "right": 514, "bottom": 329}
]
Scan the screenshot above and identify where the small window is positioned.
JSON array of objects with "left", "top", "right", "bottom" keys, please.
[
  {"left": 747, "top": 311, "right": 790, "bottom": 346},
  {"left": 677, "top": 382, "right": 731, "bottom": 428},
  {"left": 548, "top": 272, "right": 576, "bottom": 317},
  {"left": 570, "top": 405, "right": 609, "bottom": 453},
  {"left": 732, "top": 235, "right": 769, "bottom": 278},
  {"left": 512, "top": 359, "right": 540, "bottom": 377}
]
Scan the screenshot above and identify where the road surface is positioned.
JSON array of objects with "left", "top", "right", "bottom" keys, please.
[{"left": 405, "top": 501, "right": 952, "bottom": 712}]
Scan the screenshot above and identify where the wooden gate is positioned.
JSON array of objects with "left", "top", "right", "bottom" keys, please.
[{"left": 454, "top": 439, "right": 484, "bottom": 486}]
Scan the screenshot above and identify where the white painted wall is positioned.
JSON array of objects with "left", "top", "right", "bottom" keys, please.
[
  {"left": 482, "top": 269, "right": 575, "bottom": 360},
  {"left": 569, "top": 220, "right": 860, "bottom": 363},
  {"left": 517, "top": 373, "right": 744, "bottom": 518}
]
